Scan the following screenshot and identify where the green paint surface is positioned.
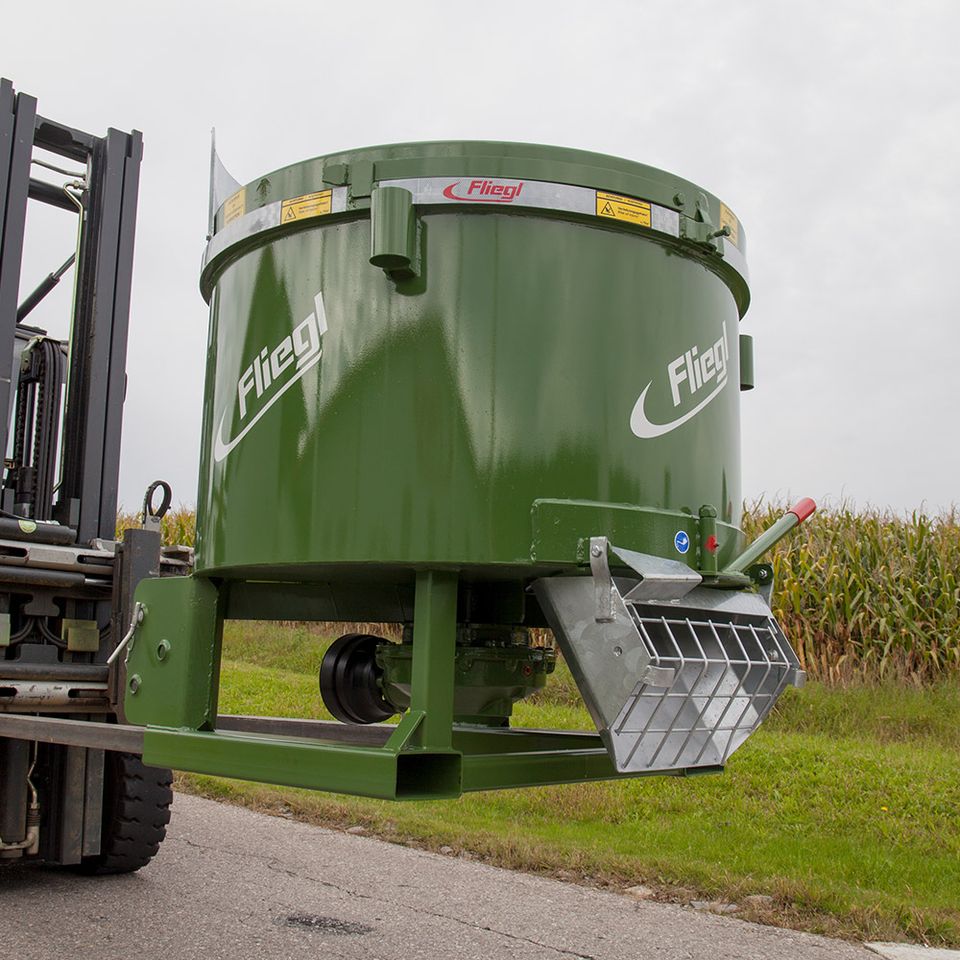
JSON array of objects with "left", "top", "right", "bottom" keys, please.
[{"left": 197, "top": 142, "right": 749, "bottom": 582}]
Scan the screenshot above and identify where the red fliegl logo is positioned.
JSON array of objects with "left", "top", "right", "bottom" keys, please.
[{"left": 441, "top": 179, "right": 525, "bottom": 202}]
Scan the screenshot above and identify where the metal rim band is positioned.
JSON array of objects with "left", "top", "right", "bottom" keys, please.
[{"left": 201, "top": 177, "right": 748, "bottom": 308}]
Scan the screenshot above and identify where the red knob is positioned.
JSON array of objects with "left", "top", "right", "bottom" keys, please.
[{"left": 788, "top": 498, "right": 817, "bottom": 524}]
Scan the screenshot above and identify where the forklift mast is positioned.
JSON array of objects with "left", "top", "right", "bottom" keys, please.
[
  {"left": 0, "top": 78, "right": 176, "bottom": 870},
  {"left": 0, "top": 77, "right": 140, "bottom": 536}
]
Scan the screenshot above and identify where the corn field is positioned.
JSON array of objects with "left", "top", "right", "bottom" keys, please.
[
  {"left": 117, "top": 501, "right": 960, "bottom": 685},
  {"left": 744, "top": 501, "right": 960, "bottom": 684},
  {"left": 116, "top": 505, "right": 195, "bottom": 548}
]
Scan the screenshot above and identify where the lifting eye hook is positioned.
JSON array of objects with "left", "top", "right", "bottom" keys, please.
[{"left": 141, "top": 480, "right": 172, "bottom": 531}]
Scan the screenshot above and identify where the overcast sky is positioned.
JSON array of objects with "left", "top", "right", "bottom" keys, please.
[{"left": 4, "top": 1, "right": 958, "bottom": 514}]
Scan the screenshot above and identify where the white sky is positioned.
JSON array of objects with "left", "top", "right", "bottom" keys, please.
[{"left": 4, "top": 0, "right": 958, "bottom": 514}]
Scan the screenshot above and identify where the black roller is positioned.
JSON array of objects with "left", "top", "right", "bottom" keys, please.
[{"left": 319, "top": 633, "right": 395, "bottom": 725}]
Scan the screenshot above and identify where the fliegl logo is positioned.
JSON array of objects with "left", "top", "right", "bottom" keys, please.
[
  {"left": 630, "top": 326, "right": 730, "bottom": 439},
  {"left": 441, "top": 179, "right": 525, "bottom": 202},
  {"left": 213, "top": 292, "right": 327, "bottom": 463}
]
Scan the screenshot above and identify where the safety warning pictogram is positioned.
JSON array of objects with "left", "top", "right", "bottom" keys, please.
[
  {"left": 719, "top": 202, "right": 739, "bottom": 247},
  {"left": 223, "top": 188, "right": 246, "bottom": 226},
  {"left": 595, "top": 190, "right": 651, "bottom": 227},
  {"left": 280, "top": 190, "right": 333, "bottom": 224}
]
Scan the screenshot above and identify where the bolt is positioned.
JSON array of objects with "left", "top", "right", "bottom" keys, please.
[
  {"left": 591, "top": 544, "right": 602, "bottom": 557},
  {"left": 156, "top": 639, "right": 171, "bottom": 661},
  {"left": 613, "top": 646, "right": 623, "bottom": 657},
  {"left": 673, "top": 192, "right": 686, "bottom": 207},
  {"left": 129, "top": 674, "right": 141, "bottom": 694}
]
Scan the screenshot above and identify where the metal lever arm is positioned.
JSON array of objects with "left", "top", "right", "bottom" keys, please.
[{"left": 725, "top": 498, "right": 816, "bottom": 574}]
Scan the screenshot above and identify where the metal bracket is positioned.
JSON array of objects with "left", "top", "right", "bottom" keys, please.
[
  {"left": 589, "top": 536, "right": 702, "bottom": 621},
  {"left": 589, "top": 537, "right": 614, "bottom": 622},
  {"left": 615, "top": 545, "right": 702, "bottom": 602},
  {"left": 748, "top": 563, "right": 775, "bottom": 607}
]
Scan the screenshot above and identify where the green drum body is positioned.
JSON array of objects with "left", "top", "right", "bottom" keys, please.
[
  {"left": 197, "top": 141, "right": 751, "bottom": 580},
  {"left": 124, "top": 142, "right": 805, "bottom": 801}
]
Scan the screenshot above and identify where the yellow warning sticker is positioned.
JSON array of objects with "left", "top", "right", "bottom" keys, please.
[
  {"left": 719, "top": 203, "right": 739, "bottom": 247},
  {"left": 280, "top": 190, "right": 333, "bottom": 224},
  {"left": 223, "top": 188, "right": 246, "bottom": 226},
  {"left": 595, "top": 190, "right": 651, "bottom": 227}
]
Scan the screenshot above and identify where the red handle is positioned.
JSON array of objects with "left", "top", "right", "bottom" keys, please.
[{"left": 788, "top": 497, "right": 817, "bottom": 524}]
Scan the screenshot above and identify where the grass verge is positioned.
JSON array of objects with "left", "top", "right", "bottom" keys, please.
[{"left": 175, "top": 623, "right": 960, "bottom": 947}]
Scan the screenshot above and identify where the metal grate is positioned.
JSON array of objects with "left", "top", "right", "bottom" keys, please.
[
  {"left": 533, "top": 574, "right": 804, "bottom": 775},
  {"left": 613, "top": 608, "right": 795, "bottom": 771}
]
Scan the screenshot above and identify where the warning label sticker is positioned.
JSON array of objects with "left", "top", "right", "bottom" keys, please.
[
  {"left": 595, "top": 190, "right": 651, "bottom": 227},
  {"left": 719, "top": 203, "right": 739, "bottom": 247},
  {"left": 280, "top": 190, "right": 333, "bottom": 224},
  {"left": 223, "top": 189, "right": 246, "bottom": 226}
]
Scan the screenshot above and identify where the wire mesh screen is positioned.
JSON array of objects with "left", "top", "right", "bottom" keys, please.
[
  {"left": 534, "top": 575, "right": 804, "bottom": 775},
  {"left": 611, "top": 609, "right": 795, "bottom": 771}
]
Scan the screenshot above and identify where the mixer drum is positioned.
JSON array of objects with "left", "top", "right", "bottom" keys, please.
[
  {"left": 121, "top": 141, "right": 803, "bottom": 796},
  {"left": 197, "top": 141, "right": 751, "bottom": 582}
]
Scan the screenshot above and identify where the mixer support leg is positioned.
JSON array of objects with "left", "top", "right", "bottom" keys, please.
[{"left": 402, "top": 570, "right": 458, "bottom": 752}]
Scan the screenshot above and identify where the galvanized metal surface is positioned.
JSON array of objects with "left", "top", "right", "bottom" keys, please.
[
  {"left": 203, "top": 186, "right": 349, "bottom": 268},
  {"left": 534, "top": 578, "right": 801, "bottom": 773}
]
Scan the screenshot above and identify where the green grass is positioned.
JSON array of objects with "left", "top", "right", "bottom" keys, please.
[{"left": 177, "top": 622, "right": 960, "bottom": 947}]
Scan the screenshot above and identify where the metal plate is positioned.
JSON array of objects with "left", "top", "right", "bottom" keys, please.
[
  {"left": 203, "top": 187, "right": 349, "bottom": 268},
  {"left": 379, "top": 176, "right": 681, "bottom": 237}
]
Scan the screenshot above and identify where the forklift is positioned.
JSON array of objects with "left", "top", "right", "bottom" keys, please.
[{"left": 0, "top": 78, "right": 186, "bottom": 871}]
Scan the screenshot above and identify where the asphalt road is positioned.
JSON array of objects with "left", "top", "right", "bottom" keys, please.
[{"left": 1, "top": 792, "right": 879, "bottom": 960}]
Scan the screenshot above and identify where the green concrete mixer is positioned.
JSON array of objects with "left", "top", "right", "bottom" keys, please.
[{"left": 122, "top": 140, "right": 814, "bottom": 799}]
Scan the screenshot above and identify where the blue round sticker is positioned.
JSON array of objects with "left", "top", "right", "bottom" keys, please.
[{"left": 674, "top": 530, "right": 690, "bottom": 554}]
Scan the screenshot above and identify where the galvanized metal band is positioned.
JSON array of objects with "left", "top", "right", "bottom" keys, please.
[
  {"left": 379, "top": 176, "right": 681, "bottom": 238},
  {"left": 203, "top": 178, "right": 747, "bottom": 293},
  {"left": 204, "top": 186, "right": 349, "bottom": 269}
]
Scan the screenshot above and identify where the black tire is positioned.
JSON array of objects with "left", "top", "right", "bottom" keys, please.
[{"left": 75, "top": 751, "right": 172, "bottom": 875}]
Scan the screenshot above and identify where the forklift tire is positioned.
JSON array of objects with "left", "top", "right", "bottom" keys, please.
[{"left": 75, "top": 751, "right": 173, "bottom": 875}]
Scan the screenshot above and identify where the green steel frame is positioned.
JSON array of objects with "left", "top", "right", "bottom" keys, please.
[
  {"left": 124, "top": 571, "right": 720, "bottom": 799},
  {"left": 118, "top": 140, "right": 787, "bottom": 800}
]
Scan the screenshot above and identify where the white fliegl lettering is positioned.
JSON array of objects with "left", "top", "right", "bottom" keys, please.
[
  {"left": 215, "top": 291, "right": 327, "bottom": 463},
  {"left": 270, "top": 336, "right": 294, "bottom": 380},
  {"left": 293, "top": 312, "right": 321, "bottom": 369},
  {"left": 668, "top": 356, "right": 688, "bottom": 407},
  {"left": 631, "top": 325, "right": 730, "bottom": 439}
]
